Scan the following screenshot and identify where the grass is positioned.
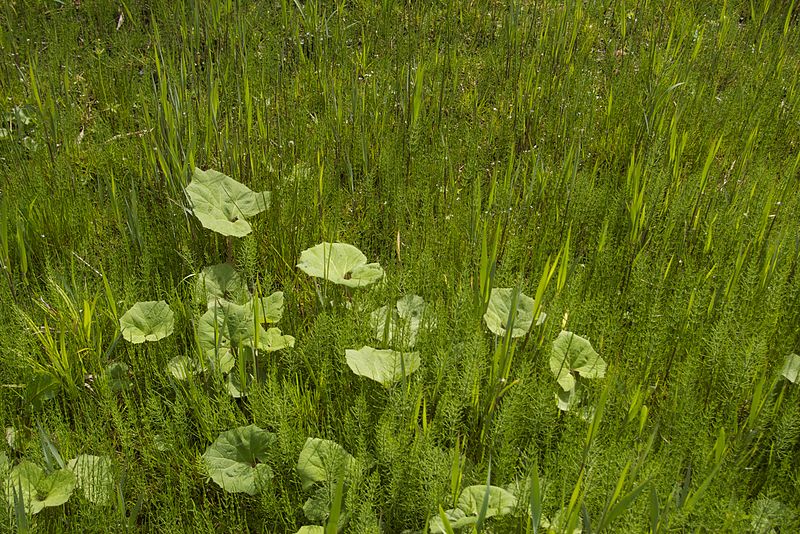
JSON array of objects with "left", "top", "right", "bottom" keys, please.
[{"left": 1, "top": 0, "right": 799, "bottom": 531}]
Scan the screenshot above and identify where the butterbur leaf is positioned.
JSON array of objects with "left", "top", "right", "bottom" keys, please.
[
  {"left": 199, "top": 299, "right": 292, "bottom": 353},
  {"left": 167, "top": 356, "right": 202, "bottom": 380},
  {"left": 429, "top": 508, "right": 476, "bottom": 533},
  {"left": 297, "top": 242, "right": 384, "bottom": 288},
  {"left": 119, "top": 301, "right": 174, "bottom": 343},
  {"left": 259, "top": 292, "right": 285, "bottom": 323},
  {"left": 781, "top": 353, "right": 800, "bottom": 383},
  {"left": 457, "top": 485, "right": 517, "bottom": 518},
  {"left": 303, "top": 485, "right": 333, "bottom": 521},
  {"left": 371, "top": 294, "right": 431, "bottom": 348},
  {"left": 196, "top": 263, "right": 249, "bottom": 306},
  {"left": 295, "top": 527, "right": 325, "bottom": 534},
  {"left": 3, "top": 461, "right": 76, "bottom": 514},
  {"left": 202, "top": 425, "right": 276, "bottom": 495},
  {"left": 67, "top": 455, "right": 113, "bottom": 506},
  {"left": 557, "top": 386, "right": 580, "bottom": 412},
  {"left": 345, "top": 346, "right": 421, "bottom": 386},
  {"left": 296, "top": 438, "right": 354, "bottom": 491},
  {"left": 483, "top": 288, "right": 541, "bottom": 338},
  {"left": 429, "top": 486, "right": 517, "bottom": 533},
  {"left": 252, "top": 327, "right": 295, "bottom": 352},
  {"left": 185, "top": 167, "right": 270, "bottom": 237},
  {"left": 550, "top": 330, "right": 606, "bottom": 391},
  {"left": 225, "top": 371, "right": 252, "bottom": 398}
]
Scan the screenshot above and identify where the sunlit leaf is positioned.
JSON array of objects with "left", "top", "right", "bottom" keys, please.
[
  {"left": 550, "top": 330, "right": 606, "bottom": 391},
  {"left": 345, "top": 346, "right": 421, "bottom": 386},
  {"left": 185, "top": 167, "right": 270, "bottom": 237},
  {"left": 297, "top": 242, "right": 384, "bottom": 288},
  {"left": 429, "top": 485, "right": 517, "bottom": 533},
  {"left": 119, "top": 301, "right": 174, "bottom": 344},
  {"left": 3, "top": 461, "right": 76, "bottom": 514},
  {"left": 66, "top": 455, "right": 113, "bottom": 506},
  {"left": 296, "top": 438, "right": 354, "bottom": 491},
  {"left": 196, "top": 263, "right": 249, "bottom": 306},
  {"left": 483, "top": 288, "right": 542, "bottom": 338},
  {"left": 202, "top": 425, "right": 276, "bottom": 495},
  {"left": 781, "top": 353, "right": 800, "bottom": 384},
  {"left": 167, "top": 356, "right": 201, "bottom": 380},
  {"left": 370, "top": 294, "right": 432, "bottom": 348}
]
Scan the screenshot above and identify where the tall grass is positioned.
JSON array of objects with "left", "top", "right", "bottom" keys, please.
[{"left": 0, "top": 0, "right": 799, "bottom": 532}]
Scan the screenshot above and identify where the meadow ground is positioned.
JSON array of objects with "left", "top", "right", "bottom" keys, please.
[{"left": 0, "top": 0, "right": 799, "bottom": 532}]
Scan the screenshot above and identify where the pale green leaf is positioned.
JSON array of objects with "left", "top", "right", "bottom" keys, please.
[
  {"left": 371, "top": 294, "right": 431, "bottom": 348},
  {"left": 202, "top": 425, "right": 276, "bottom": 495},
  {"left": 483, "top": 288, "right": 540, "bottom": 338},
  {"left": 781, "top": 353, "right": 800, "bottom": 383},
  {"left": 550, "top": 330, "right": 606, "bottom": 391},
  {"left": 429, "top": 508, "right": 477, "bottom": 532},
  {"left": 557, "top": 386, "right": 580, "bottom": 412},
  {"left": 295, "top": 527, "right": 325, "bottom": 534},
  {"left": 196, "top": 263, "right": 249, "bottom": 306},
  {"left": 456, "top": 485, "right": 517, "bottom": 518},
  {"left": 167, "top": 355, "right": 201, "bottom": 380},
  {"left": 199, "top": 299, "right": 292, "bottom": 354},
  {"left": 259, "top": 291, "right": 285, "bottom": 323},
  {"left": 66, "top": 455, "right": 113, "bottom": 506},
  {"left": 185, "top": 167, "right": 270, "bottom": 237},
  {"left": 303, "top": 485, "right": 333, "bottom": 521},
  {"left": 4, "top": 461, "right": 76, "bottom": 515},
  {"left": 251, "top": 326, "right": 295, "bottom": 352},
  {"left": 296, "top": 438, "right": 354, "bottom": 491},
  {"left": 345, "top": 346, "right": 421, "bottom": 386},
  {"left": 297, "top": 242, "right": 384, "bottom": 288},
  {"left": 119, "top": 301, "right": 174, "bottom": 343},
  {"left": 542, "top": 507, "right": 582, "bottom": 534}
]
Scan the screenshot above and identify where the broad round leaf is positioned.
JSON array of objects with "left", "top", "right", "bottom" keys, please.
[
  {"left": 297, "top": 242, "right": 384, "bottom": 288},
  {"left": 430, "top": 485, "right": 517, "bottom": 533},
  {"left": 556, "top": 385, "right": 580, "bottom": 412},
  {"left": 67, "top": 455, "right": 113, "bottom": 506},
  {"left": 371, "top": 294, "right": 431, "bottom": 348},
  {"left": 296, "top": 438, "right": 355, "bottom": 491},
  {"left": 295, "top": 527, "right": 325, "bottom": 534},
  {"left": 303, "top": 485, "right": 333, "bottom": 521},
  {"left": 186, "top": 167, "right": 270, "bottom": 237},
  {"left": 167, "top": 355, "right": 202, "bottom": 380},
  {"left": 483, "top": 288, "right": 541, "bottom": 338},
  {"left": 345, "top": 346, "right": 420, "bottom": 386},
  {"left": 199, "top": 299, "right": 292, "bottom": 352},
  {"left": 251, "top": 326, "right": 295, "bottom": 352},
  {"left": 119, "top": 301, "right": 174, "bottom": 344},
  {"left": 4, "top": 461, "right": 76, "bottom": 515},
  {"left": 550, "top": 330, "right": 607, "bottom": 391},
  {"left": 781, "top": 353, "right": 800, "bottom": 383},
  {"left": 429, "top": 508, "right": 476, "bottom": 533},
  {"left": 259, "top": 292, "right": 285, "bottom": 323},
  {"left": 196, "top": 263, "right": 249, "bottom": 306},
  {"left": 202, "top": 425, "right": 276, "bottom": 495},
  {"left": 457, "top": 485, "right": 518, "bottom": 518}
]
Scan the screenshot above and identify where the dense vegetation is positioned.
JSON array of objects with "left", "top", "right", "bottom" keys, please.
[{"left": 1, "top": 0, "right": 799, "bottom": 532}]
